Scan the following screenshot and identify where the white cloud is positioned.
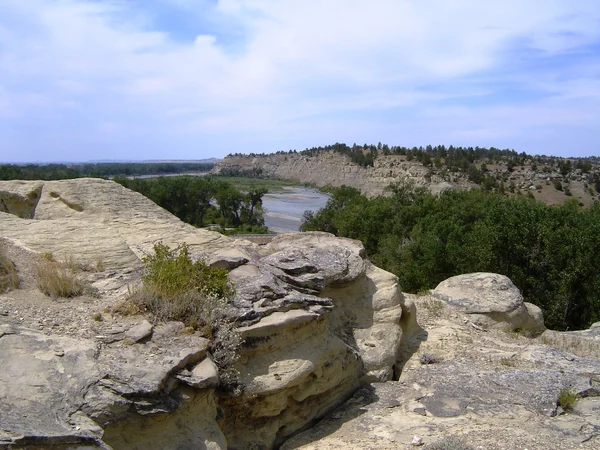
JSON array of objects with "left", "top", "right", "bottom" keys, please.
[{"left": 0, "top": 0, "right": 599, "bottom": 161}]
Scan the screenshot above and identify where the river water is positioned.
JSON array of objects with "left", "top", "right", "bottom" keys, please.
[{"left": 262, "top": 187, "right": 329, "bottom": 233}]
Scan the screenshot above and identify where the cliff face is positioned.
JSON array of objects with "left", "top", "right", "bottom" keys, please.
[{"left": 212, "top": 152, "right": 473, "bottom": 197}]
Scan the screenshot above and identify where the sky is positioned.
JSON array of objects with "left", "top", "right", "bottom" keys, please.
[{"left": 0, "top": 0, "right": 599, "bottom": 162}]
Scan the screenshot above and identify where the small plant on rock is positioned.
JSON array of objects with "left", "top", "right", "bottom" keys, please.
[
  {"left": 423, "top": 298, "right": 446, "bottom": 317},
  {"left": 130, "top": 242, "right": 242, "bottom": 392},
  {"left": 557, "top": 387, "right": 579, "bottom": 411}
]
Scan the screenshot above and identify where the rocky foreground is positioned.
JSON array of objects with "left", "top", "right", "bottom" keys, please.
[{"left": 1, "top": 179, "right": 599, "bottom": 449}]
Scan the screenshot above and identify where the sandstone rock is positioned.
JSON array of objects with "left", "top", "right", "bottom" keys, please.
[
  {"left": 431, "top": 272, "right": 545, "bottom": 333},
  {"left": 124, "top": 320, "right": 153, "bottom": 342},
  {"left": 0, "top": 180, "right": 410, "bottom": 450}
]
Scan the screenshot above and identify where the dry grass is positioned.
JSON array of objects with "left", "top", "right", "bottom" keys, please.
[
  {"left": 538, "top": 330, "right": 600, "bottom": 359},
  {"left": 0, "top": 246, "right": 19, "bottom": 292},
  {"left": 35, "top": 258, "right": 86, "bottom": 298},
  {"left": 422, "top": 298, "right": 446, "bottom": 318}
]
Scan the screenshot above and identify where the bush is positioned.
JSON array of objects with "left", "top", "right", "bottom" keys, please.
[
  {"left": 131, "top": 242, "right": 242, "bottom": 392},
  {"left": 142, "top": 242, "right": 232, "bottom": 300},
  {"left": 557, "top": 388, "right": 578, "bottom": 411},
  {"left": 553, "top": 179, "right": 563, "bottom": 191},
  {"left": 35, "top": 258, "right": 85, "bottom": 297},
  {"left": 0, "top": 246, "right": 19, "bottom": 292}
]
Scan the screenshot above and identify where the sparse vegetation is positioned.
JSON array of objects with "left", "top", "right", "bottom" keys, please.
[
  {"left": 557, "top": 387, "right": 579, "bottom": 411},
  {"left": 0, "top": 246, "right": 19, "bottom": 292},
  {"left": 35, "top": 257, "right": 86, "bottom": 298},
  {"left": 423, "top": 298, "right": 446, "bottom": 317},
  {"left": 500, "top": 357, "right": 516, "bottom": 367},
  {"left": 538, "top": 331, "right": 600, "bottom": 359},
  {"left": 425, "top": 436, "right": 475, "bottom": 450},
  {"left": 126, "top": 242, "right": 243, "bottom": 392}
]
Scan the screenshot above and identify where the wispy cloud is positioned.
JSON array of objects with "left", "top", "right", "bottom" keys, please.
[{"left": 0, "top": 0, "right": 599, "bottom": 161}]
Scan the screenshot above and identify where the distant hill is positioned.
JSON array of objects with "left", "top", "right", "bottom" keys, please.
[{"left": 213, "top": 143, "right": 600, "bottom": 206}]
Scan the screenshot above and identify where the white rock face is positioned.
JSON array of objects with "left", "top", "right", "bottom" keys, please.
[{"left": 431, "top": 272, "right": 545, "bottom": 333}]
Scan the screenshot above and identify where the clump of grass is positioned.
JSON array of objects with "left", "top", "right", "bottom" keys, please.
[
  {"left": 557, "top": 387, "right": 579, "bottom": 411},
  {"left": 126, "top": 242, "right": 242, "bottom": 392},
  {"left": 35, "top": 258, "right": 85, "bottom": 298},
  {"left": 423, "top": 298, "right": 446, "bottom": 317},
  {"left": 500, "top": 357, "right": 516, "bottom": 367},
  {"left": 538, "top": 331, "right": 600, "bottom": 359},
  {"left": 0, "top": 246, "right": 19, "bottom": 292},
  {"left": 425, "top": 436, "right": 475, "bottom": 450}
]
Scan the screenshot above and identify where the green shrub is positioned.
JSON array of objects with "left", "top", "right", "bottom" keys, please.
[
  {"left": 133, "top": 241, "right": 242, "bottom": 392},
  {"left": 557, "top": 387, "right": 578, "bottom": 411},
  {"left": 142, "top": 242, "right": 231, "bottom": 300},
  {"left": 0, "top": 246, "right": 19, "bottom": 292}
]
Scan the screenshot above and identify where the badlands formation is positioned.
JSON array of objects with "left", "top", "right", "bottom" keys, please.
[{"left": 0, "top": 178, "right": 599, "bottom": 449}]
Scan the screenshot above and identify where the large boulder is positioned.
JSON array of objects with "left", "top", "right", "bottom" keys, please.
[{"left": 431, "top": 272, "right": 545, "bottom": 333}]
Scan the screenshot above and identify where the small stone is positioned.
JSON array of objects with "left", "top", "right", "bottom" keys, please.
[
  {"left": 411, "top": 435, "right": 424, "bottom": 446},
  {"left": 54, "top": 350, "right": 65, "bottom": 357},
  {"left": 412, "top": 406, "right": 427, "bottom": 416},
  {"left": 125, "top": 320, "right": 153, "bottom": 342}
]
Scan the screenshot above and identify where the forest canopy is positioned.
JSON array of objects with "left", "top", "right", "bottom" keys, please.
[{"left": 301, "top": 184, "right": 600, "bottom": 331}]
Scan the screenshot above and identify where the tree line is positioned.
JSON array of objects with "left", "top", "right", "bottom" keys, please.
[
  {"left": 0, "top": 162, "right": 214, "bottom": 180},
  {"left": 301, "top": 184, "right": 600, "bottom": 331}
]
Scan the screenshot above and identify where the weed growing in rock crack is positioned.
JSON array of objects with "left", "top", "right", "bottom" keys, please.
[
  {"left": 500, "top": 357, "right": 516, "bottom": 367},
  {"left": 423, "top": 299, "right": 445, "bottom": 318},
  {"left": 0, "top": 246, "right": 19, "bottom": 292},
  {"left": 129, "top": 241, "right": 243, "bottom": 393},
  {"left": 425, "top": 436, "right": 475, "bottom": 450},
  {"left": 35, "top": 257, "right": 86, "bottom": 298},
  {"left": 420, "top": 353, "right": 441, "bottom": 364},
  {"left": 557, "top": 387, "right": 579, "bottom": 411}
]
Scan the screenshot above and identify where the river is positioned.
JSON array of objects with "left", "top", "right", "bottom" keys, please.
[{"left": 262, "top": 187, "right": 329, "bottom": 233}]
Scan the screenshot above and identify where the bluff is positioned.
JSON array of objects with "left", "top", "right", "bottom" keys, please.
[{"left": 212, "top": 152, "right": 471, "bottom": 197}]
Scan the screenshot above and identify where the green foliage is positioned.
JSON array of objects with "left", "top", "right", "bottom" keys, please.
[
  {"left": 0, "top": 162, "right": 213, "bottom": 181},
  {"left": 134, "top": 242, "right": 242, "bottom": 391},
  {"left": 115, "top": 176, "right": 268, "bottom": 232},
  {"left": 142, "top": 242, "right": 232, "bottom": 300},
  {"left": 557, "top": 388, "right": 578, "bottom": 411},
  {"left": 302, "top": 184, "right": 600, "bottom": 331}
]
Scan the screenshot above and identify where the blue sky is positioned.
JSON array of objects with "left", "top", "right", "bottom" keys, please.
[{"left": 0, "top": 0, "right": 599, "bottom": 162}]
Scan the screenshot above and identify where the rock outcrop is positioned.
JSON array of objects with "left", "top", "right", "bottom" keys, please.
[
  {"left": 0, "top": 179, "right": 411, "bottom": 449},
  {"left": 282, "top": 293, "right": 600, "bottom": 449},
  {"left": 431, "top": 272, "right": 545, "bottom": 334}
]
